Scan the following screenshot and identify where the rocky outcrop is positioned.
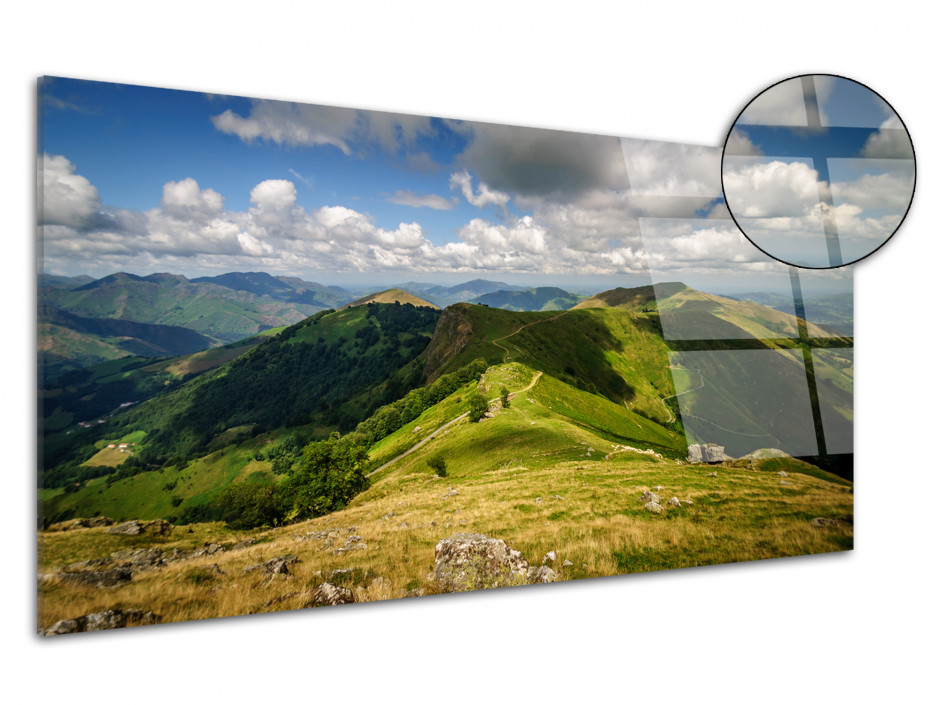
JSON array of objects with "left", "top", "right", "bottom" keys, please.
[
  {"left": 639, "top": 491, "right": 660, "bottom": 504},
  {"left": 110, "top": 547, "right": 167, "bottom": 569},
  {"left": 434, "top": 533, "right": 530, "bottom": 592},
  {"left": 48, "top": 517, "right": 114, "bottom": 531},
  {"left": 106, "top": 519, "right": 172, "bottom": 536},
  {"left": 58, "top": 566, "right": 133, "bottom": 588},
  {"left": 43, "top": 609, "right": 160, "bottom": 635},
  {"left": 302, "top": 582, "right": 356, "bottom": 607},
  {"left": 687, "top": 443, "right": 731, "bottom": 464},
  {"left": 423, "top": 304, "right": 475, "bottom": 382}
]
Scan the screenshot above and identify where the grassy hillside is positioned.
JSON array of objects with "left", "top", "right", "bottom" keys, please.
[
  {"left": 38, "top": 359, "right": 852, "bottom": 631},
  {"left": 423, "top": 303, "right": 678, "bottom": 423},
  {"left": 42, "top": 303, "right": 441, "bottom": 494},
  {"left": 39, "top": 306, "right": 216, "bottom": 380},
  {"left": 38, "top": 282, "right": 855, "bottom": 632}
]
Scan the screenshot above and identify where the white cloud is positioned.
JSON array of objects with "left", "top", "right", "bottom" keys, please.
[
  {"left": 161, "top": 178, "right": 224, "bottom": 221},
  {"left": 449, "top": 170, "right": 511, "bottom": 211},
  {"left": 211, "top": 102, "right": 358, "bottom": 153},
  {"left": 724, "top": 129, "right": 763, "bottom": 157},
  {"left": 831, "top": 164, "right": 915, "bottom": 212},
  {"left": 42, "top": 140, "right": 802, "bottom": 282},
  {"left": 211, "top": 100, "right": 433, "bottom": 157},
  {"left": 39, "top": 154, "right": 101, "bottom": 227},
  {"left": 621, "top": 139, "right": 722, "bottom": 196},
  {"left": 250, "top": 179, "right": 297, "bottom": 212},
  {"left": 459, "top": 216, "right": 547, "bottom": 255},
  {"left": 387, "top": 190, "right": 456, "bottom": 210},
  {"left": 722, "top": 158, "right": 821, "bottom": 218},
  {"left": 860, "top": 117, "right": 915, "bottom": 159},
  {"left": 640, "top": 219, "right": 792, "bottom": 281}
]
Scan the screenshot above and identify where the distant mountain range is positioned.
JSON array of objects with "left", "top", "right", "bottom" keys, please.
[
  {"left": 39, "top": 272, "right": 329, "bottom": 378},
  {"left": 191, "top": 271, "right": 349, "bottom": 308},
  {"left": 397, "top": 279, "right": 529, "bottom": 307},
  {"left": 467, "top": 287, "right": 585, "bottom": 311}
]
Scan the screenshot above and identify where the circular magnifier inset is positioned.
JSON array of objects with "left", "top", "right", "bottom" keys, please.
[{"left": 721, "top": 74, "right": 915, "bottom": 269}]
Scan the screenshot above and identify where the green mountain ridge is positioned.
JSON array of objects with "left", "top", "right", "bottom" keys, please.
[{"left": 41, "top": 282, "right": 853, "bottom": 527}]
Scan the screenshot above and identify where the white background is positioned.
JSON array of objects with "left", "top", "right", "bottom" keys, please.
[{"left": 3, "top": 2, "right": 937, "bottom": 702}]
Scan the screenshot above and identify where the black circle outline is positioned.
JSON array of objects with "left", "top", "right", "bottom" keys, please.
[{"left": 719, "top": 72, "right": 917, "bottom": 270}]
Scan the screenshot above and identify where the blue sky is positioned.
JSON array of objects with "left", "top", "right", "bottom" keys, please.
[
  {"left": 39, "top": 76, "right": 853, "bottom": 294},
  {"left": 40, "top": 78, "right": 498, "bottom": 243}
]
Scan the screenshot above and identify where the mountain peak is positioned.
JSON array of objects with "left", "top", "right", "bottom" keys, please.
[
  {"left": 340, "top": 288, "right": 439, "bottom": 310},
  {"left": 573, "top": 283, "right": 689, "bottom": 310}
]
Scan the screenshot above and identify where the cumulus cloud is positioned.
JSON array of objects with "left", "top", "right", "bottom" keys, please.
[
  {"left": 621, "top": 139, "right": 722, "bottom": 197},
  {"left": 43, "top": 137, "right": 802, "bottom": 282},
  {"left": 386, "top": 190, "right": 456, "bottom": 210},
  {"left": 722, "top": 158, "right": 821, "bottom": 218},
  {"left": 161, "top": 178, "right": 224, "bottom": 221},
  {"left": 211, "top": 99, "right": 433, "bottom": 156},
  {"left": 39, "top": 154, "right": 101, "bottom": 227},
  {"left": 860, "top": 117, "right": 915, "bottom": 159},
  {"left": 723, "top": 129, "right": 763, "bottom": 157},
  {"left": 831, "top": 163, "right": 915, "bottom": 212},
  {"left": 640, "top": 218, "right": 790, "bottom": 280}
]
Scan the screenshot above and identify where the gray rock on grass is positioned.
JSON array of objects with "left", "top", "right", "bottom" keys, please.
[
  {"left": 302, "top": 582, "right": 356, "bottom": 607},
  {"left": 44, "top": 609, "right": 160, "bottom": 636},
  {"left": 434, "top": 533, "right": 529, "bottom": 592},
  {"left": 527, "top": 565, "right": 557, "bottom": 583},
  {"left": 645, "top": 501, "right": 664, "bottom": 514}
]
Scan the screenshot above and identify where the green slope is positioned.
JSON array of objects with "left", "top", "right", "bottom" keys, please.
[
  {"left": 43, "top": 303, "right": 441, "bottom": 488},
  {"left": 43, "top": 272, "right": 321, "bottom": 344}
]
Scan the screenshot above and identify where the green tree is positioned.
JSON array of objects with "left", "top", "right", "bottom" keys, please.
[
  {"left": 286, "top": 432, "right": 370, "bottom": 519},
  {"left": 468, "top": 392, "right": 488, "bottom": 422},
  {"left": 213, "top": 477, "right": 289, "bottom": 529},
  {"left": 427, "top": 453, "right": 447, "bottom": 477},
  {"left": 500, "top": 386, "right": 510, "bottom": 408}
]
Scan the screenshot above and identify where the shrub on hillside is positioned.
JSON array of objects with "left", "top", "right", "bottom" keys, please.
[
  {"left": 427, "top": 453, "right": 447, "bottom": 477},
  {"left": 468, "top": 392, "right": 488, "bottom": 422},
  {"left": 285, "top": 432, "right": 370, "bottom": 520},
  {"left": 212, "top": 476, "right": 289, "bottom": 530}
]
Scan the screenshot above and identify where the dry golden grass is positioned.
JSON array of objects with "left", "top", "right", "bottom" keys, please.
[{"left": 38, "top": 454, "right": 852, "bottom": 632}]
